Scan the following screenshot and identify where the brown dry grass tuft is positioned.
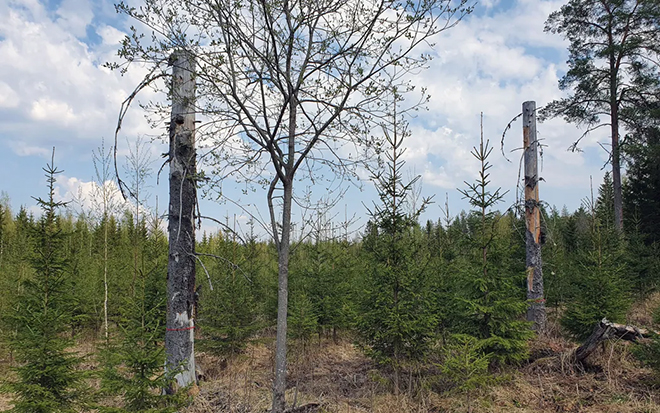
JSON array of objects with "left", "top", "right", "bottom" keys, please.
[
  {"left": 186, "top": 343, "right": 274, "bottom": 412},
  {"left": 628, "top": 292, "right": 660, "bottom": 328}
]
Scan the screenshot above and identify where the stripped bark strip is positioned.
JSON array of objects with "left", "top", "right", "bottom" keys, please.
[{"left": 523, "top": 101, "right": 546, "bottom": 332}]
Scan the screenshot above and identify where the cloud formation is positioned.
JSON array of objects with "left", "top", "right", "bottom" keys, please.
[
  {"left": 0, "top": 0, "right": 615, "bottom": 231},
  {"left": 391, "top": 0, "right": 609, "bottom": 215}
]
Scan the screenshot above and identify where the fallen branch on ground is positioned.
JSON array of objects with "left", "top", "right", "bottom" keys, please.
[{"left": 574, "top": 318, "right": 657, "bottom": 363}]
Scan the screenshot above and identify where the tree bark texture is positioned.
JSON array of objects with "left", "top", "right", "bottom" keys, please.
[
  {"left": 103, "top": 214, "right": 108, "bottom": 341},
  {"left": 272, "top": 95, "right": 298, "bottom": 413},
  {"left": 165, "top": 49, "right": 197, "bottom": 391},
  {"left": 523, "top": 101, "right": 546, "bottom": 332},
  {"left": 610, "top": 86, "right": 623, "bottom": 233},
  {"left": 272, "top": 179, "right": 292, "bottom": 412}
]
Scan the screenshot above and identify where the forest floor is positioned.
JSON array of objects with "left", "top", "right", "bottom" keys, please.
[
  {"left": 185, "top": 331, "right": 660, "bottom": 413},
  {"left": 185, "top": 295, "right": 660, "bottom": 413},
  {"left": 2, "top": 298, "right": 660, "bottom": 412}
]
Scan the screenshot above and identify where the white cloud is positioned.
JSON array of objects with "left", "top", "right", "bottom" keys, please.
[
  {"left": 56, "top": 175, "right": 134, "bottom": 218},
  {"left": 56, "top": 0, "right": 94, "bottom": 38},
  {"left": 386, "top": 0, "right": 608, "bottom": 212},
  {"left": 0, "top": 0, "right": 616, "bottom": 224},
  {"left": 8, "top": 141, "right": 51, "bottom": 157},
  {"left": 97, "top": 24, "right": 125, "bottom": 46},
  {"left": 479, "top": 0, "right": 502, "bottom": 9},
  {"left": 0, "top": 82, "right": 19, "bottom": 108},
  {"left": 0, "top": 0, "right": 163, "bottom": 155},
  {"left": 30, "top": 98, "right": 77, "bottom": 125}
]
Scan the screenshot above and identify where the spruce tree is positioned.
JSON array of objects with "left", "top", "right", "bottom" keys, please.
[
  {"left": 438, "top": 334, "right": 494, "bottom": 412},
  {"left": 358, "top": 104, "right": 436, "bottom": 368},
  {"left": 292, "top": 233, "right": 358, "bottom": 342},
  {"left": 99, "top": 280, "right": 173, "bottom": 412},
  {"left": 5, "top": 151, "right": 85, "bottom": 413},
  {"left": 197, "top": 231, "right": 259, "bottom": 355},
  {"left": 99, "top": 209, "right": 176, "bottom": 412},
  {"left": 288, "top": 290, "right": 318, "bottom": 344},
  {"left": 67, "top": 215, "right": 98, "bottom": 335},
  {"left": 561, "top": 174, "right": 631, "bottom": 340},
  {"left": 453, "top": 121, "right": 531, "bottom": 364},
  {"left": 623, "top": 124, "right": 660, "bottom": 294},
  {"left": 543, "top": 0, "right": 660, "bottom": 232},
  {"left": 624, "top": 126, "right": 660, "bottom": 244}
]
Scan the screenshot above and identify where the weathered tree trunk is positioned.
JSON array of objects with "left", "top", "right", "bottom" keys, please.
[
  {"left": 575, "top": 318, "right": 653, "bottom": 363},
  {"left": 165, "top": 49, "right": 197, "bottom": 392},
  {"left": 523, "top": 101, "right": 546, "bottom": 332}
]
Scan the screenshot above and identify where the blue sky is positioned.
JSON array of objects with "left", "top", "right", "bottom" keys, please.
[{"left": 0, "top": 0, "right": 613, "bottom": 238}]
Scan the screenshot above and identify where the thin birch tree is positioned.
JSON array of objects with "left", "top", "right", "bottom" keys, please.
[{"left": 92, "top": 140, "right": 122, "bottom": 341}]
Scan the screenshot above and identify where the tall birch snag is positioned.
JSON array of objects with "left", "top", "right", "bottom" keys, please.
[
  {"left": 165, "top": 49, "right": 197, "bottom": 391},
  {"left": 523, "top": 101, "right": 546, "bottom": 332}
]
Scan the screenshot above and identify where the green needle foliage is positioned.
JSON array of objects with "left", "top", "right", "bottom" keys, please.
[
  {"left": 291, "top": 235, "right": 359, "bottom": 343},
  {"left": 5, "top": 151, "right": 85, "bottom": 413},
  {"left": 288, "top": 290, "right": 318, "bottom": 344},
  {"left": 632, "top": 333, "right": 660, "bottom": 384},
  {"left": 632, "top": 307, "right": 660, "bottom": 384},
  {"left": 197, "top": 232, "right": 261, "bottom": 356},
  {"left": 438, "top": 334, "right": 495, "bottom": 412},
  {"left": 358, "top": 105, "right": 436, "bottom": 367},
  {"left": 200, "top": 270, "right": 259, "bottom": 355},
  {"left": 454, "top": 120, "right": 531, "bottom": 365},
  {"left": 542, "top": 0, "right": 660, "bottom": 232},
  {"left": 561, "top": 174, "right": 631, "bottom": 341},
  {"left": 99, "top": 269, "right": 177, "bottom": 412},
  {"left": 98, "top": 209, "right": 177, "bottom": 412}
]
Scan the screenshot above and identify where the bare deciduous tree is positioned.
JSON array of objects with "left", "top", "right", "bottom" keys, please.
[
  {"left": 92, "top": 139, "right": 122, "bottom": 341},
  {"left": 112, "top": 0, "right": 471, "bottom": 409}
]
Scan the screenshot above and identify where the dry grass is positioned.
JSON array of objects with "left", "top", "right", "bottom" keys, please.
[
  {"left": 184, "top": 329, "right": 660, "bottom": 413},
  {"left": 628, "top": 292, "right": 660, "bottom": 328},
  {"left": 0, "top": 346, "right": 12, "bottom": 411},
  {"left": 184, "top": 294, "right": 660, "bottom": 412},
  {"left": 3, "top": 308, "right": 660, "bottom": 412}
]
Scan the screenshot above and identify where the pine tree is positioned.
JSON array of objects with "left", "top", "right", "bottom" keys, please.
[
  {"left": 5, "top": 150, "right": 85, "bottom": 413},
  {"left": 542, "top": 0, "right": 660, "bottom": 232}
]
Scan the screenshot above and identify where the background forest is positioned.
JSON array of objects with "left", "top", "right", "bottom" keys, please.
[
  {"left": 0, "top": 120, "right": 659, "bottom": 412},
  {"left": 1, "top": 0, "right": 660, "bottom": 411}
]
